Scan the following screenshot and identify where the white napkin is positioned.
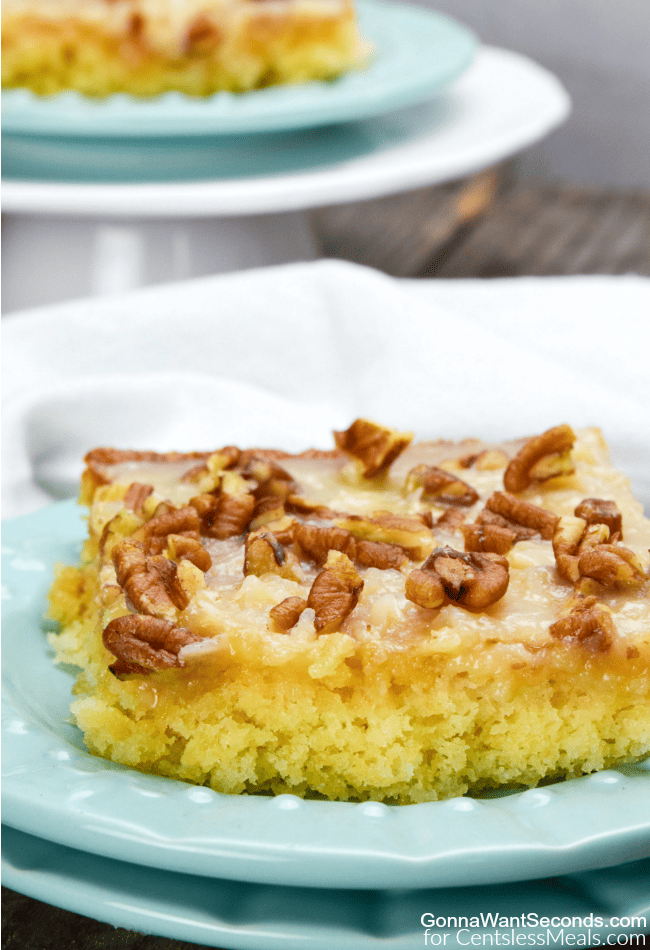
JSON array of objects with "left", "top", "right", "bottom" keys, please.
[{"left": 3, "top": 260, "right": 649, "bottom": 519}]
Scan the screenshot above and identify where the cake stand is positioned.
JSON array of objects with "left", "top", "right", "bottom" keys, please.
[{"left": 2, "top": 46, "right": 569, "bottom": 312}]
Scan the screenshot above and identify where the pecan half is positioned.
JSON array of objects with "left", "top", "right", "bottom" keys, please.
[
  {"left": 123, "top": 482, "right": 154, "bottom": 512},
  {"left": 504, "top": 425, "right": 576, "bottom": 493},
  {"left": 406, "top": 546, "right": 510, "bottom": 612},
  {"left": 405, "top": 465, "right": 479, "bottom": 507},
  {"left": 103, "top": 615, "right": 201, "bottom": 677},
  {"left": 333, "top": 418, "right": 413, "bottom": 478},
  {"left": 461, "top": 522, "right": 517, "bottom": 555},
  {"left": 294, "top": 523, "right": 356, "bottom": 565},
  {"left": 269, "top": 596, "right": 308, "bottom": 631},
  {"left": 190, "top": 484, "right": 256, "bottom": 540},
  {"left": 354, "top": 539, "right": 408, "bottom": 570},
  {"left": 307, "top": 551, "right": 364, "bottom": 633},
  {"left": 578, "top": 544, "right": 646, "bottom": 588},
  {"left": 549, "top": 596, "right": 615, "bottom": 653},
  {"left": 485, "top": 491, "right": 559, "bottom": 540},
  {"left": 574, "top": 498, "right": 623, "bottom": 539},
  {"left": 113, "top": 539, "right": 190, "bottom": 617}
]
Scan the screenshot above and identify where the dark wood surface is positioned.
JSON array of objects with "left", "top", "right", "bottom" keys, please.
[
  {"left": 310, "top": 169, "right": 650, "bottom": 279},
  {"left": 4, "top": 173, "right": 650, "bottom": 950}
]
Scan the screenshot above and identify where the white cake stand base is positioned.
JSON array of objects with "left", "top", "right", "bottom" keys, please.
[
  {"left": 2, "top": 47, "right": 570, "bottom": 313},
  {"left": 2, "top": 212, "right": 317, "bottom": 312}
]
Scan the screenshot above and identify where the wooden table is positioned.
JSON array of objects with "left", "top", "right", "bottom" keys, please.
[
  {"left": 310, "top": 165, "right": 650, "bottom": 279},
  {"left": 3, "top": 172, "right": 649, "bottom": 950}
]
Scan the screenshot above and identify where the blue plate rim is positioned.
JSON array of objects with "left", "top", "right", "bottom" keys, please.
[
  {"left": 1, "top": 0, "right": 478, "bottom": 137},
  {"left": 4, "top": 824, "right": 650, "bottom": 950},
  {"left": 2, "top": 499, "right": 649, "bottom": 891}
]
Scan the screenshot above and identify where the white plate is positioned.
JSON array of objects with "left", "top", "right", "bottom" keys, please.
[{"left": 1, "top": 47, "right": 570, "bottom": 214}]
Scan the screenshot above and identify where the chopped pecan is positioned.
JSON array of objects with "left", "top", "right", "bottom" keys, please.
[
  {"left": 354, "top": 539, "right": 408, "bottom": 570},
  {"left": 188, "top": 492, "right": 218, "bottom": 522},
  {"left": 190, "top": 483, "right": 255, "bottom": 540},
  {"left": 260, "top": 515, "right": 297, "bottom": 546},
  {"left": 244, "top": 529, "right": 303, "bottom": 581},
  {"left": 285, "top": 494, "right": 340, "bottom": 520},
  {"left": 407, "top": 546, "right": 510, "bottom": 612},
  {"left": 248, "top": 495, "right": 286, "bottom": 531},
  {"left": 578, "top": 544, "right": 646, "bottom": 588},
  {"left": 459, "top": 449, "right": 509, "bottom": 471},
  {"left": 504, "top": 425, "right": 576, "bottom": 493},
  {"left": 552, "top": 516, "right": 588, "bottom": 583},
  {"left": 134, "top": 559, "right": 188, "bottom": 615},
  {"left": 269, "top": 596, "right": 308, "bottom": 631},
  {"left": 103, "top": 614, "right": 201, "bottom": 676},
  {"left": 485, "top": 491, "right": 559, "bottom": 540},
  {"left": 294, "top": 523, "right": 356, "bottom": 565},
  {"left": 165, "top": 534, "right": 212, "bottom": 572},
  {"left": 549, "top": 596, "right": 615, "bottom": 653},
  {"left": 294, "top": 523, "right": 407, "bottom": 571},
  {"left": 336, "top": 511, "right": 433, "bottom": 560},
  {"left": 475, "top": 507, "right": 537, "bottom": 542},
  {"left": 180, "top": 447, "right": 240, "bottom": 486},
  {"left": 574, "top": 498, "right": 623, "bottom": 539},
  {"left": 179, "top": 462, "right": 209, "bottom": 484},
  {"left": 307, "top": 551, "right": 364, "bottom": 634},
  {"left": 135, "top": 505, "right": 202, "bottom": 554},
  {"left": 113, "top": 538, "right": 147, "bottom": 586},
  {"left": 333, "top": 418, "right": 413, "bottom": 478},
  {"left": 435, "top": 508, "right": 466, "bottom": 530},
  {"left": 241, "top": 456, "right": 294, "bottom": 492},
  {"left": 185, "top": 13, "right": 222, "bottom": 48},
  {"left": 461, "top": 522, "right": 517, "bottom": 555},
  {"left": 405, "top": 568, "right": 445, "bottom": 610},
  {"left": 578, "top": 522, "right": 610, "bottom": 552},
  {"left": 113, "top": 539, "right": 189, "bottom": 617},
  {"left": 123, "top": 482, "right": 154, "bottom": 512},
  {"left": 405, "top": 465, "right": 479, "bottom": 506},
  {"left": 244, "top": 530, "right": 285, "bottom": 573}
]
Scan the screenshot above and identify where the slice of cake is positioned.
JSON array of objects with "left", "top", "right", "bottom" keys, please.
[
  {"left": 2, "top": 0, "right": 364, "bottom": 97},
  {"left": 47, "top": 421, "right": 650, "bottom": 803}
]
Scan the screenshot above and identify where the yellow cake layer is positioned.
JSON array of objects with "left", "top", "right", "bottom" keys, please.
[
  {"left": 2, "top": 0, "right": 363, "bottom": 96},
  {"left": 47, "top": 424, "right": 650, "bottom": 803}
]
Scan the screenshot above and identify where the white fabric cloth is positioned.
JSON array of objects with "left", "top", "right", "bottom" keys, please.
[{"left": 3, "top": 260, "right": 649, "bottom": 518}]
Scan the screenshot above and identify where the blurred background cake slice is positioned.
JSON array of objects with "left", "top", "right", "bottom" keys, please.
[{"left": 2, "top": 0, "right": 366, "bottom": 96}]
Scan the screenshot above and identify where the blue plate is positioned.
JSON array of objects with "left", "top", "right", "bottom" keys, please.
[
  {"left": 2, "top": 501, "right": 650, "bottom": 892},
  {"left": 4, "top": 826, "right": 650, "bottom": 949},
  {"left": 1, "top": 1, "right": 477, "bottom": 137}
]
